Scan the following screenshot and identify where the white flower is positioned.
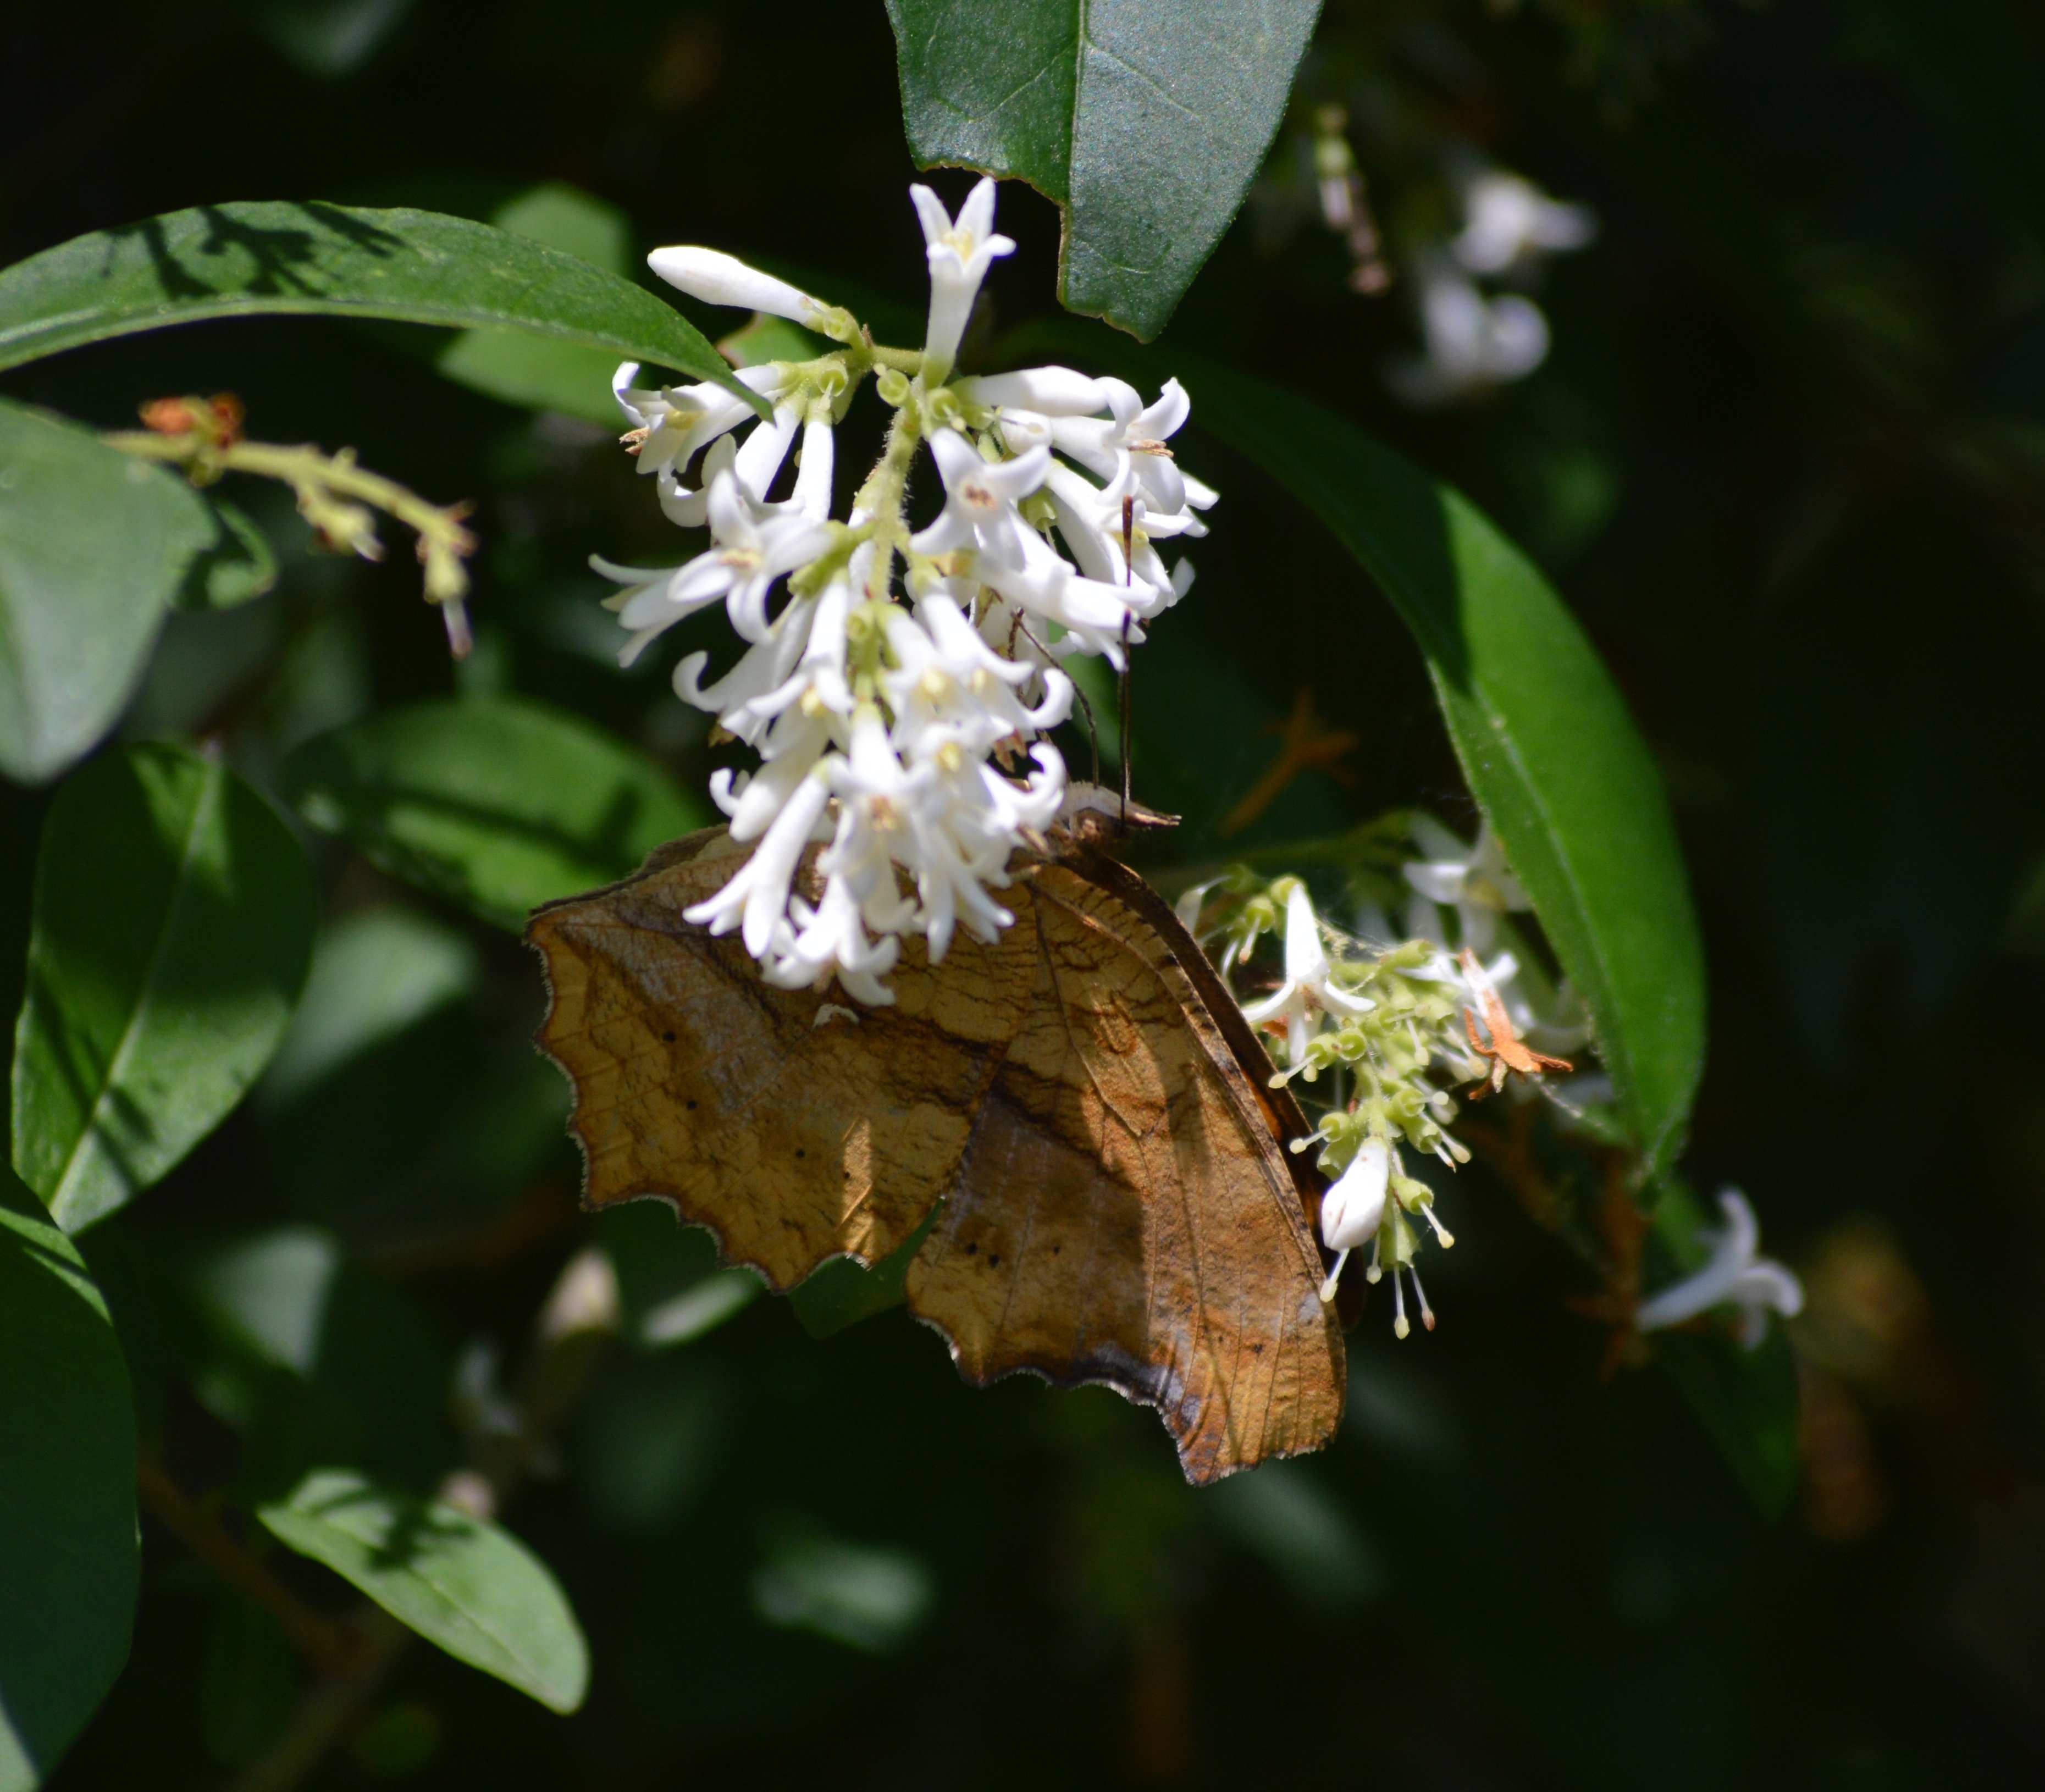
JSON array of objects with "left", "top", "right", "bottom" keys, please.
[
  {"left": 598, "top": 469, "right": 833, "bottom": 663},
  {"left": 1385, "top": 259, "right": 1550, "bottom": 407},
  {"left": 1635, "top": 1190, "right": 1804, "bottom": 1349},
  {"left": 646, "top": 246, "right": 837, "bottom": 331},
  {"left": 1403, "top": 817, "right": 1529, "bottom": 956},
  {"left": 1320, "top": 1140, "right": 1389, "bottom": 1253},
  {"left": 908, "top": 429, "right": 1048, "bottom": 563},
  {"left": 683, "top": 766, "right": 831, "bottom": 959},
  {"left": 911, "top": 177, "right": 1015, "bottom": 381},
  {"left": 1239, "top": 883, "right": 1376, "bottom": 1066},
  {"left": 881, "top": 593, "right": 1071, "bottom": 754},
  {"left": 1452, "top": 171, "right": 1596, "bottom": 276},
  {"left": 611, "top": 361, "right": 787, "bottom": 479}
]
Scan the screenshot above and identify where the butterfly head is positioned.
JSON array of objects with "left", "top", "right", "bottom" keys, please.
[{"left": 1040, "top": 781, "right": 1179, "bottom": 854}]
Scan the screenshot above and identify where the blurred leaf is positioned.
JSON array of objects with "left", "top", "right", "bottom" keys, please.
[
  {"left": 281, "top": 695, "right": 705, "bottom": 930},
  {"left": 0, "top": 1174, "right": 137, "bottom": 1791},
  {"left": 256, "top": 0, "right": 418, "bottom": 78},
  {"left": 576, "top": 1354, "right": 726, "bottom": 1534},
  {"left": 0, "top": 400, "right": 212, "bottom": 784},
  {"left": 175, "top": 1229, "right": 452, "bottom": 1490},
  {"left": 436, "top": 184, "right": 637, "bottom": 425},
  {"left": 173, "top": 500, "right": 278, "bottom": 612},
  {"left": 886, "top": 0, "right": 1318, "bottom": 338},
  {"left": 1202, "top": 1461, "right": 1383, "bottom": 1610},
  {"left": 598, "top": 1203, "right": 761, "bottom": 1350},
  {"left": 1025, "top": 333, "right": 1706, "bottom": 1173},
  {"left": 717, "top": 313, "right": 826, "bottom": 369},
  {"left": 11, "top": 744, "right": 316, "bottom": 1232},
  {"left": 751, "top": 1527, "right": 933, "bottom": 1653},
  {"left": 256, "top": 1468, "right": 589, "bottom": 1713},
  {"left": 787, "top": 1203, "right": 940, "bottom": 1340},
  {"left": 0, "top": 202, "right": 762, "bottom": 414},
  {"left": 261, "top": 906, "right": 479, "bottom": 1106}
]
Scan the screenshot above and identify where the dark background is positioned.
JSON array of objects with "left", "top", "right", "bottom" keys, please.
[{"left": 7, "top": 0, "right": 2045, "bottom": 1785}]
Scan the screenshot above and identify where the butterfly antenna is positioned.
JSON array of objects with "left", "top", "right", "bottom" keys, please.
[
  {"left": 1119, "top": 494, "right": 1135, "bottom": 822},
  {"left": 1015, "top": 611, "right": 1099, "bottom": 786}
]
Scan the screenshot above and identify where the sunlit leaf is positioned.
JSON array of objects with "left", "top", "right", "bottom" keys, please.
[
  {"left": 886, "top": 0, "right": 1319, "bottom": 338},
  {"left": 281, "top": 695, "right": 705, "bottom": 930},
  {"left": 0, "top": 1174, "right": 137, "bottom": 1791},
  {"left": 0, "top": 400, "right": 213, "bottom": 784},
  {"left": 0, "top": 201, "right": 761, "bottom": 414},
  {"left": 1012, "top": 326, "right": 1707, "bottom": 1173},
  {"left": 10, "top": 745, "right": 316, "bottom": 1232},
  {"left": 256, "top": 1468, "right": 589, "bottom": 1713},
  {"left": 435, "top": 184, "right": 638, "bottom": 425}
]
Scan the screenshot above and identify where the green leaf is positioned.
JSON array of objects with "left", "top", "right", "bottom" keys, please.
[
  {"left": 0, "top": 399, "right": 214, "bottom": 784},
  {"left": 886, "top": 0, "right": 1320, "bottom": 338},
  {"left": 256, "top": 1468, "right": 589, "bottom": 1713},
  {"left": 11, "top": 744, "right": 316, "bottom": 1232},
  {"left": 0, "top": 201, "right": 762, "bottom": 414},
  {"left": 281, "top": 695, "right": 706, "bottom": 930},
  {"left": 788, "top": 1204, "right": 941, "bottom": 1340},
  {"left": 1027, "top": 334, "right": 1706, "bottom": 1171},
  {"left": 435, "top": 184, "right": 640, "bottom": 425},
  {"left": 173, "top": 500, "right": 278, "bottom": 612},
  {"left": 0, "top": 1174, "right": 137, "bottom": 1790}
]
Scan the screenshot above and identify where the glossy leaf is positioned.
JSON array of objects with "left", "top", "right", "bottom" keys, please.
[
  {"left": 0, "top": 400, "right": 213, "bottom": 784},
  {"left": 281, "top": 696, "right": 705, "bottom": 930},
  {"left": 10, "top": 745, "right": 316, "bottom": 1232},
  {"left": 0, "top": 1174, "right": 137, "bottom": 1790},
  {"left": 1029, "top": 334, "right": 1706, "bottom": 1171},
  {"left": 434, "top": 184, "right": 637, "bottom": 425},
  {"left": 0, "top": 201, "right": 761, "bottom": 414},
  {"left": 886, "top": 0, "right": 1319, "bottom": 338},
  {"left": 256, "top": 1468, "right": 589, "bottom": 1713}
]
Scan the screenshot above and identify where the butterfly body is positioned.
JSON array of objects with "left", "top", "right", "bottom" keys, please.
[{"left": 527, "top": 823, "right": 1346, "bottom": 1484}]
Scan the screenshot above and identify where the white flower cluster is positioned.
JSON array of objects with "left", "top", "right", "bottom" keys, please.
[
  {"left": 1201, "top": 819, "right": 1800, "bottom": 1350},
  {"left": 593, "top": 180, "right": 1213, "bottom": 1003}
]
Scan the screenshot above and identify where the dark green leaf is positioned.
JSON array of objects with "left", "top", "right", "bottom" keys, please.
[
  {"left": 256, "top": 1468, "right": 589, "bottom": 1713},
  {"left": 435, "top": 184, "right": 639, "bottom": 425},
  {"left": 886, "top": 0, "right": 1320, "bottom": 338},
  {"left": 281, "top": 696, "right": 706, "bottom": 930},
  {"left": 0, "top": 400, "right": 213, "bottom": 784},
  {"left": 1020, "top": 331, "right": 1706, "bottom": 1172},
  {"left": 173, "top": 500, "right": 278, "bottom": 612},
  {"left": 0, "top": 202, "right": 762, "bottom": 414},
  {"left": 788, "top": 1204, "right": 941, "bottom": 1340},
  {"left": 598, "top": 1203, "right": 762, "bottom": 1350},
  {"left": 0, "top": 1174, "right": 137, "bottom": 1790},
  {"left": 10, "top": 744, "right": 316, "bottom": 1231}
]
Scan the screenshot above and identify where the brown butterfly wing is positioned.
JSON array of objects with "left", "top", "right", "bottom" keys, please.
[
  {"left": 904, "top": 853, "right": 1347, "bottom": 1485},
  {"left": 526, "top": 827, "right": 1035, "bottom": 1291}
]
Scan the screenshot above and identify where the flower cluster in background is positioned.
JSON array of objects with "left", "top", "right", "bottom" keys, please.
[
  {"left": 594, "top": 179, "right": 1212, "bottom": 1002},
  {"left": 1188, "top": 816, "right": 1801, "bottom": 1345}
]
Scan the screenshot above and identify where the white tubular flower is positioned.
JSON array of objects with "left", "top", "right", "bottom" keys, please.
[
  {"left": 881, "top": 594, "right": 1071, "bottom": 754},
  {"left": 646, "top": 246, "right": 839, "bottom": 332},
  {"left": 1040, "top": 377, "right": 1208, "bottom": 526},
  {"left": 911, "top": 176, "right": 1015, "bottom": 381},
  {"left": 683, "top": 767, "right": 831, "bottom": 958},
  {"left": 611, "top": 361, "right": 788, "bottom": 479},
  {"left": 1385, "top": 259, "right": 1550, "bottom": 407},
  {"left": 1403, "top": 817, "right": 1529, "bottom": 955},
  {"left": 786, "top": 410, "right": 836, "bottom": 522},
  {"left": 959, "top": 366, "right": 1112, "bottom": 418},
  {"left": 614, "top": 468, "right": 832, "bottom": 657},
  {"left": 908, "top": 429, "right": 1048, "bottom": 561},
  {"left": 1636, "top": 1190, "right": 1804, "bottom": 1349},
  {"left": 1452, "top": 171, "right": 1597, "bottom": 276},
  {"left": 733, "top": 397, "right": 802, "bottom": 500},
  {"left": 1239, "top": 883, "right": 1377, "bottom": 1067},
  {"left": 977, "top": 527, "right": 1148, "bottom": 666},
  {"left": 1316, "top": 1138, "right": 1389, "bottom": 1303}
]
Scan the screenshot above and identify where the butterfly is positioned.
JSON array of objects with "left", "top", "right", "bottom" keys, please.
[{"left": 525, "top": 801, "right": 1346, "bottom": 1484}]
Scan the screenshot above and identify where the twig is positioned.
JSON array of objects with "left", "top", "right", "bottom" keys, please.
[{"left": 134, "top": 1452, "right": 357, "bottom": 1678}]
